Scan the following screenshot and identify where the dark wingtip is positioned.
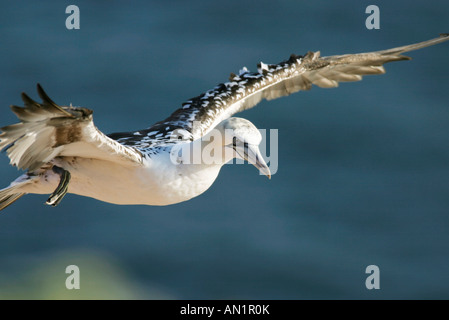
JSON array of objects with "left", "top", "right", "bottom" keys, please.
[
  {"left": 439, "top": 33, "right": 449, "bottom": 37},
  {"left": 21, "top": 92, "right": 38, "bottom": 106},
  {"left": 36, "top": 83, "right": 58, "bottom": 107}
]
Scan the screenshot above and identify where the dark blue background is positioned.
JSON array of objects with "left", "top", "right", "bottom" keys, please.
[{"left": 0, "top": 0, "right": 448, "bottom": 299}]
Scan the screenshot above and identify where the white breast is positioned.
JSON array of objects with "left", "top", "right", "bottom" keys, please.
[{"left": 44, "top": 151, "right": 223, "bottom": 206}]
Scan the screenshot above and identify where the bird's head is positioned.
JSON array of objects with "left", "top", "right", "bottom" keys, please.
[{"left": 220, "top": 117, "right": 271, "bottom": 179}]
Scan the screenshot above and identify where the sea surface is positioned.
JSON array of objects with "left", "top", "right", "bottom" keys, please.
[{"left": 0, "top": 0, "right": 448, "bottom": 299}]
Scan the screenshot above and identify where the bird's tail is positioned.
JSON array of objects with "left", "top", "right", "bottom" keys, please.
[{"left": 0, "top": 174, "right": 37, "bottom": 211}]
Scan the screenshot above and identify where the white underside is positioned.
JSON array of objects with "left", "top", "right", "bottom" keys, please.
[{"left": 21, "top": 152, "right": 223, "bottom": 206}]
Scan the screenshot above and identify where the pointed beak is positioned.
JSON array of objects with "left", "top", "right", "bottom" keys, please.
[{"left": 236, "top": 143, "right": 271, "bottom": 179}]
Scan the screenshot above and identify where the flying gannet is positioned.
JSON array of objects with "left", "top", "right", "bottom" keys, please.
[{"left": 0, "top": 34, "right": 448, "bottom": 210}]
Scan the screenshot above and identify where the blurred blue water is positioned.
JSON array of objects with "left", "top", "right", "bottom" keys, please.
[{"left": 0, "top": 0, "right": 448, "bottom": 299}]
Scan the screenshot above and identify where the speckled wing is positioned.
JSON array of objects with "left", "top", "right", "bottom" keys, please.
[
  {"left": 111, "top": 34, "right": 448, "bottom": 149},
  {"left": 0, "top": 84, "right": 143, "bottom": 171}
]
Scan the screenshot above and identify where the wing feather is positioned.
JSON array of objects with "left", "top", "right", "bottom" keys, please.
[
  {"left": 0, "top": 84, "right": 143, "bottom": 171},
  {"left": 129, "top": 34, "right": 448, "bottom": 143}
]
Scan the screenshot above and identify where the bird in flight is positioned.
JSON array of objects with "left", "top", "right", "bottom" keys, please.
[{"left": 0, "top": 34, "right": 448, "bottom": 211}]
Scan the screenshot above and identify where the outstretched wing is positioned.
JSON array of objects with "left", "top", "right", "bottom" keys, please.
[
  {"left": 114, "top": 34, "right": 449, "bottom": 148},
  {"left": 0, "top": 84, "right": 143, "bottom": 171}
]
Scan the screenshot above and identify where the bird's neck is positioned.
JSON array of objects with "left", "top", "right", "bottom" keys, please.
[{"left": 176, "top": 125, "right": 234, "bottom": 167}]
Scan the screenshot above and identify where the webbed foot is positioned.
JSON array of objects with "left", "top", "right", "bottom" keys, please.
[{"left": 46, "top": 166, "right": 71, "bottom": 206}]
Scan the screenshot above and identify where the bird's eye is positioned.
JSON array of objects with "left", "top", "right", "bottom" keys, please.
[{"left": 232, "top": 137, "right": 237, "bottom": 147}]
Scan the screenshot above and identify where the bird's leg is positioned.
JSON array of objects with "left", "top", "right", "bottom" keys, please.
[{"left": 46, "top": 166, "right": 71, "bottom": 207}]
